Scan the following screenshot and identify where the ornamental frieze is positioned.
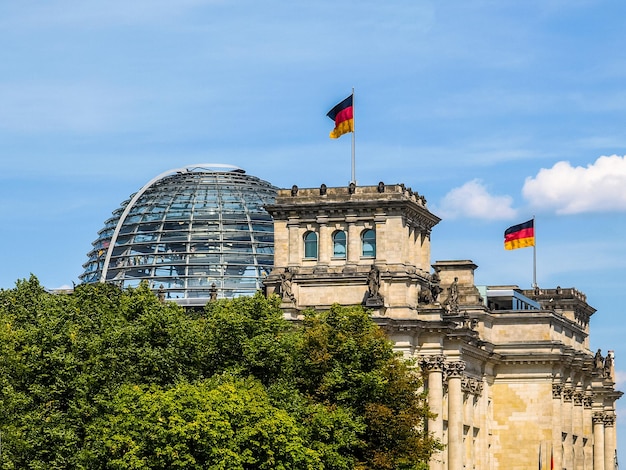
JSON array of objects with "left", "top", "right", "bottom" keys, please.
[{"left": 461, "top": 376, "right": 483, "bottom": 396}]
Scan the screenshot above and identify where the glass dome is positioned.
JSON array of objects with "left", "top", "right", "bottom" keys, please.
[{"left": 80, "top": 164, "right": 277, "bottom": 306}]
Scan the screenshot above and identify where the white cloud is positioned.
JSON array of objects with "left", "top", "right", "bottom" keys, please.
[
  {"left": 522, "top": 155, "right": 626, "bottom": 214},
  {"left": 435, "top": 179, "right": 517, "bottom": 220}
]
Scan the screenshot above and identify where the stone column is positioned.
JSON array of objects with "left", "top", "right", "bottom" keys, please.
[
  {"left": 603, "top": 414, "right": 616, "bottom": 470},
  {"left": 462, "top": 378, "right": 473, "bottom": 468},
  {"left": 447, "top": 361, "right": 466, "bottom": 470},
  {"left": 583, "top": 395, "right": 593, "bottom": 470},
  {"left": 419, "top": 355, "right": 446, "bottom": 470},
  {"left": 593, "top": 412, "right": 605, "bottom": 470},
  {"left": 573, "top": 391, "right": 584, "bottom": 469},
  {"left": 552, "top": 383, "right": 563, "bottom": 470},
  {"left": 563, "top": 386, "right": 574, "bottom": 470},
  {"left": 475, "top": 379, "right": 488, "bottom": 470},
  {"left": 287, "top": 220, "right": 301, "bottom": 265}
]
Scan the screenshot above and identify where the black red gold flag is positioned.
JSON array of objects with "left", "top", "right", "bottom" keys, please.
[
  {"left": 504, "top": 219, "right": 535, "bottom": 250},
  {"left": 327, "top": 94, "right": 354, "bottom": 139}
]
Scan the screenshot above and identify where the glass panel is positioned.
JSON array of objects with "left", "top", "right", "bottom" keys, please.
[
  {"left": 189, "top": 243, "right": 211, "bottom": 252},
  {"left": 333, "top": 231, "right": 346, "bottom": 258},
  {"left": 304, "top": 232, "right": 318, "bottom": 259},
  {"left": 164, "top": 243, "right": 186, "bottom": 253},
  {"left": 192, "top": 213, "right": 220, "bottom": 221},
  {"left": 164, "top": 211, "right": 186, "bottom": 220},
  {"left": 188, "top": 266, "right": 210, "bottom": 275},
  {"left": 164, "top": 222, "right": 189, "bottom": 231},
  {"left": 222, "top": 202, "right": 246, "bottom": 212},
  {"left": 222, "top": 223, "right": 250, "bottom": 232},
  {"left": 187, "top": 278, "right": 213, "bottom": 287},
  {"left": 160, "top": 231, "right": 188, "bottom": 241},
  {"left": 137, "top": 223, "right": 160, "bottom": 233},
  {"left": 250, "top": 214, "right": 272, "bottom": 221},
  {"left": 362, "top": 229, "right": 376, "bottom": 257},
  {"left": 223, "top": 243, "right": 254, "bottom": 253},
  {"left": 188, "top": 253, "right": 221, "bottom": 264},
  {"left": 251, "top": 223, "right": 273, "bottom": 232},
  {"left": 190, "top": 223, "right": 220, "bottom": 232},
  {"left": 141, "top": 212, "right": 165, "bottom": 222},
  {"left": 134, "top": 233, "right": 158, "bottom": 243},
  {"left": 154, "top": 266, "right": 177, "bottom": 276}
]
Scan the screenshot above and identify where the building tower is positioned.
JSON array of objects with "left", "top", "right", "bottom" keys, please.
[{"left": 263, "top": 182, "right": 441, "bottom": 317}]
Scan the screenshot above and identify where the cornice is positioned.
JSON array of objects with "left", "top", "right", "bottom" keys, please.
[{"left": 265, "top": 189, "right": 441, "bottom": 232}]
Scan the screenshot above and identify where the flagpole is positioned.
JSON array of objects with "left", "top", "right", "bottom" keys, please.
[
  {"left": 533, "top": 215, "right": 537, "bottom": 288},
  {"left": 351, "top": 87, "right": 356, "bottom": 184}
]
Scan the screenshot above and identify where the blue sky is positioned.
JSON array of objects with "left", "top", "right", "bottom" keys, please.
[{"left": 2, "top": 0, "right": 626, "bottom": 458}]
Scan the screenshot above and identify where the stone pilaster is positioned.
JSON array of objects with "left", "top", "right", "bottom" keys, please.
[
  {"left": 563, "top": 386, "right": 574, "bottom": 469},
  {"left": 461, "top": 376, "right": 483, "bottom": 470},
  {"left": 318, "top": 222, "right": 330, "bottom": 265},
  {"left": 603, "top": 414, "right": 616, "bottom": 470},
  {"left": 287, "top": 219, "right": 300, "bottom": 266},
  {"left": 573, "top": 391, "right": 584, "bottom": 469},
  {"left": 583, "top": 395, "right": 593, "bottom": 470},
  {"left": 446, "top": 361, "right": 465, "bottom": 470},
  {"left": 346, "top": 221, "right": 359, "bottom": 264},
  {"left": 552, "top": 383, "right": 563, "bottom": 470}
]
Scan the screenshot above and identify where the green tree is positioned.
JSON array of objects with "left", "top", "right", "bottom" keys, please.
[
  {"left": 84, "top": 376, "right": 321, "bottom": 470},
  {"left": 0, "top": 278, "right": 210, "bottom": 469},
  {"left": 0, "top": 277, "right": 440, "bottom": 469},
  {"left": 295, "top": 304, "right": 441, "bottom": 469},
  {"left": 202, "top": 293, "right": 296, "bottom": 385}
]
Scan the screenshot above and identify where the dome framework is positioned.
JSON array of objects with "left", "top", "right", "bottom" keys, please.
[{"left": 80, "top": 164, "right": 276, "bottom": 305}]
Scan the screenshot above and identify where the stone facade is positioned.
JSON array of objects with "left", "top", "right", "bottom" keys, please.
[{"left": 263, "top": 182, "right": 621, "bottom": 470}]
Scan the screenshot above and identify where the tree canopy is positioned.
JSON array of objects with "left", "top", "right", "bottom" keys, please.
[{"left": 0, "top": 276, "right": 441, "bottom": 469}]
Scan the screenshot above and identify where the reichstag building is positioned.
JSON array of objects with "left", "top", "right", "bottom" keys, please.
[{"left": 81, "top": 164, "right": 621, "bottom": 470}]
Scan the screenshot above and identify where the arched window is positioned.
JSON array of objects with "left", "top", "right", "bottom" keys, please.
[
  {"left": 332, "top": 230, "right": 346, "bottom": 258},
  {"left": 361, "top": 229, "right": 376, "bottom": 258},
  {"left": 304, "top": 231, "right": 318, "bottom": 259}
]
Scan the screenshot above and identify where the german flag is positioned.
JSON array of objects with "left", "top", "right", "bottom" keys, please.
[
  {"left": 327, "top": 94, "right": 353, "bottom": 139},
  {"left": 504, "top": 219, "right": 535, "bottom": 250}
]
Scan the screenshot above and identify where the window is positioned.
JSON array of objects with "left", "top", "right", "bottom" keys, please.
[
  {"left": 361, "top": 229, "right": 376, "bottom": 257},
  {"left": 304, "top": 231, "right": 318, "bottom": 259},
  {"left": 332, "top": 230, "right": 346, "bottom": 258}
]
